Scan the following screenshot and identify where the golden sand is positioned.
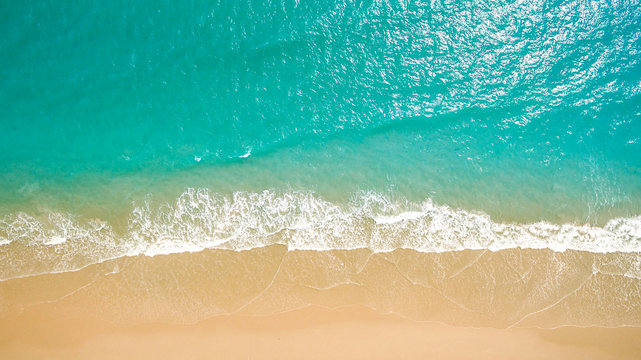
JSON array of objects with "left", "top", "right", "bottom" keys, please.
[
  {"left": 1, "top": 246, "right": 640, "bottom": 358},
  {"left": 1, "top": 305, "right": 640, "bottom": 359}
]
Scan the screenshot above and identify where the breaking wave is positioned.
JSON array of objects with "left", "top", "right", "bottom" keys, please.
[{"left": 1, "top": 188, "right": 640, "bottom": 280}]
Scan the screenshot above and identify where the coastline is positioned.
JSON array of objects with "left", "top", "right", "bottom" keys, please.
[
  {"left": 3, "top": 189, "right": 641, "bottom": 283},
  {"left": 2, "top": 246, "right": 639, "bottom": 326},
  {"left": 2, "top": 244, "right": 639, "bottom": 358}
]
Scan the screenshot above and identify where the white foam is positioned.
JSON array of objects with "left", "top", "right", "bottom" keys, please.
[
  {"left": 239, "top": 147, "right": 252, "bottom": 158},
  {"left": 374, "top": 211, "right": 425, "bottom": 224},
  {"left": 124, "top": 189, "right": 641, "bottom": 255},
  {"left": 44, "top": 235, "right": 66, "bottom": 245},
  {"left": 0, "top": 212, "right": 128, "bottom": 281},
  {"left": 1, "top": 188, "right": 641, "bottom": 280}
]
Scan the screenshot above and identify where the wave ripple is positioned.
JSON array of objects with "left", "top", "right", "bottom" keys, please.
[{"left": 1, "top": 188, "right": 640, "bottom": 281}]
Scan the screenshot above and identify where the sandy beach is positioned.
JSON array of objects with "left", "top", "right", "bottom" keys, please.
[
  {"left": 1, "top": 304, "right": 640, "bottom": 359},
  {"left": 1, "top": 247, "right": 640, "bottom": 359}
]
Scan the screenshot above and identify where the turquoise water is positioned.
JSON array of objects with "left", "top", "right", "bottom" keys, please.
[{"left": 1, "top": 0, "right": 641, "bottom": 277}]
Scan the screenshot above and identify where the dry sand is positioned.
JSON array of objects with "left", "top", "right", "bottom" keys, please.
[{"left": 1, "top": 305, "right": 640, "bottom": 359}]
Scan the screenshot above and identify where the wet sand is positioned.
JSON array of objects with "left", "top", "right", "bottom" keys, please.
[{"left": 1, "top": 246, "right": 640, "bottom": 358}]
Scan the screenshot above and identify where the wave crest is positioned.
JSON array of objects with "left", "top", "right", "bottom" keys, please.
[{"left": 1, "top": 188, "right": 641, "bottom": 280}]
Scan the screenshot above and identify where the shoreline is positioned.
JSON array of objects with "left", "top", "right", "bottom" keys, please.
[
  {"left": 2, "top": 246, "right": 639, "bottom": 358},
  {"left": 2, "top": 247, "right": 639, "bottom": 326}
]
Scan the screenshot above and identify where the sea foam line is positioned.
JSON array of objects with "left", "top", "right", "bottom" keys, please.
[
  {"left": 126, "top": 188, "right": 641, "bottom": 254},
  {"left": 1, "top": 188, "right": 641, "bottom": 280}
]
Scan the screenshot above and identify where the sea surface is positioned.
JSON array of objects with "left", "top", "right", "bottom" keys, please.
[{"left": 1, "top": 0, "right": 641, "bottom": 282}]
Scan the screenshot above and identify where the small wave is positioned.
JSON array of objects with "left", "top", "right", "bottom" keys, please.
[
  {"left": 43, "top": 235, "right": 66, "bottom": 245},
  {"left": 239, "top": 147, "right": 252, "bottom": 158},
  {"left": 374, "top": 211, "right": 425, "bottom": 225},
  {"left": 1, "top": 188, "right": 641, "bottom": 280}
]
